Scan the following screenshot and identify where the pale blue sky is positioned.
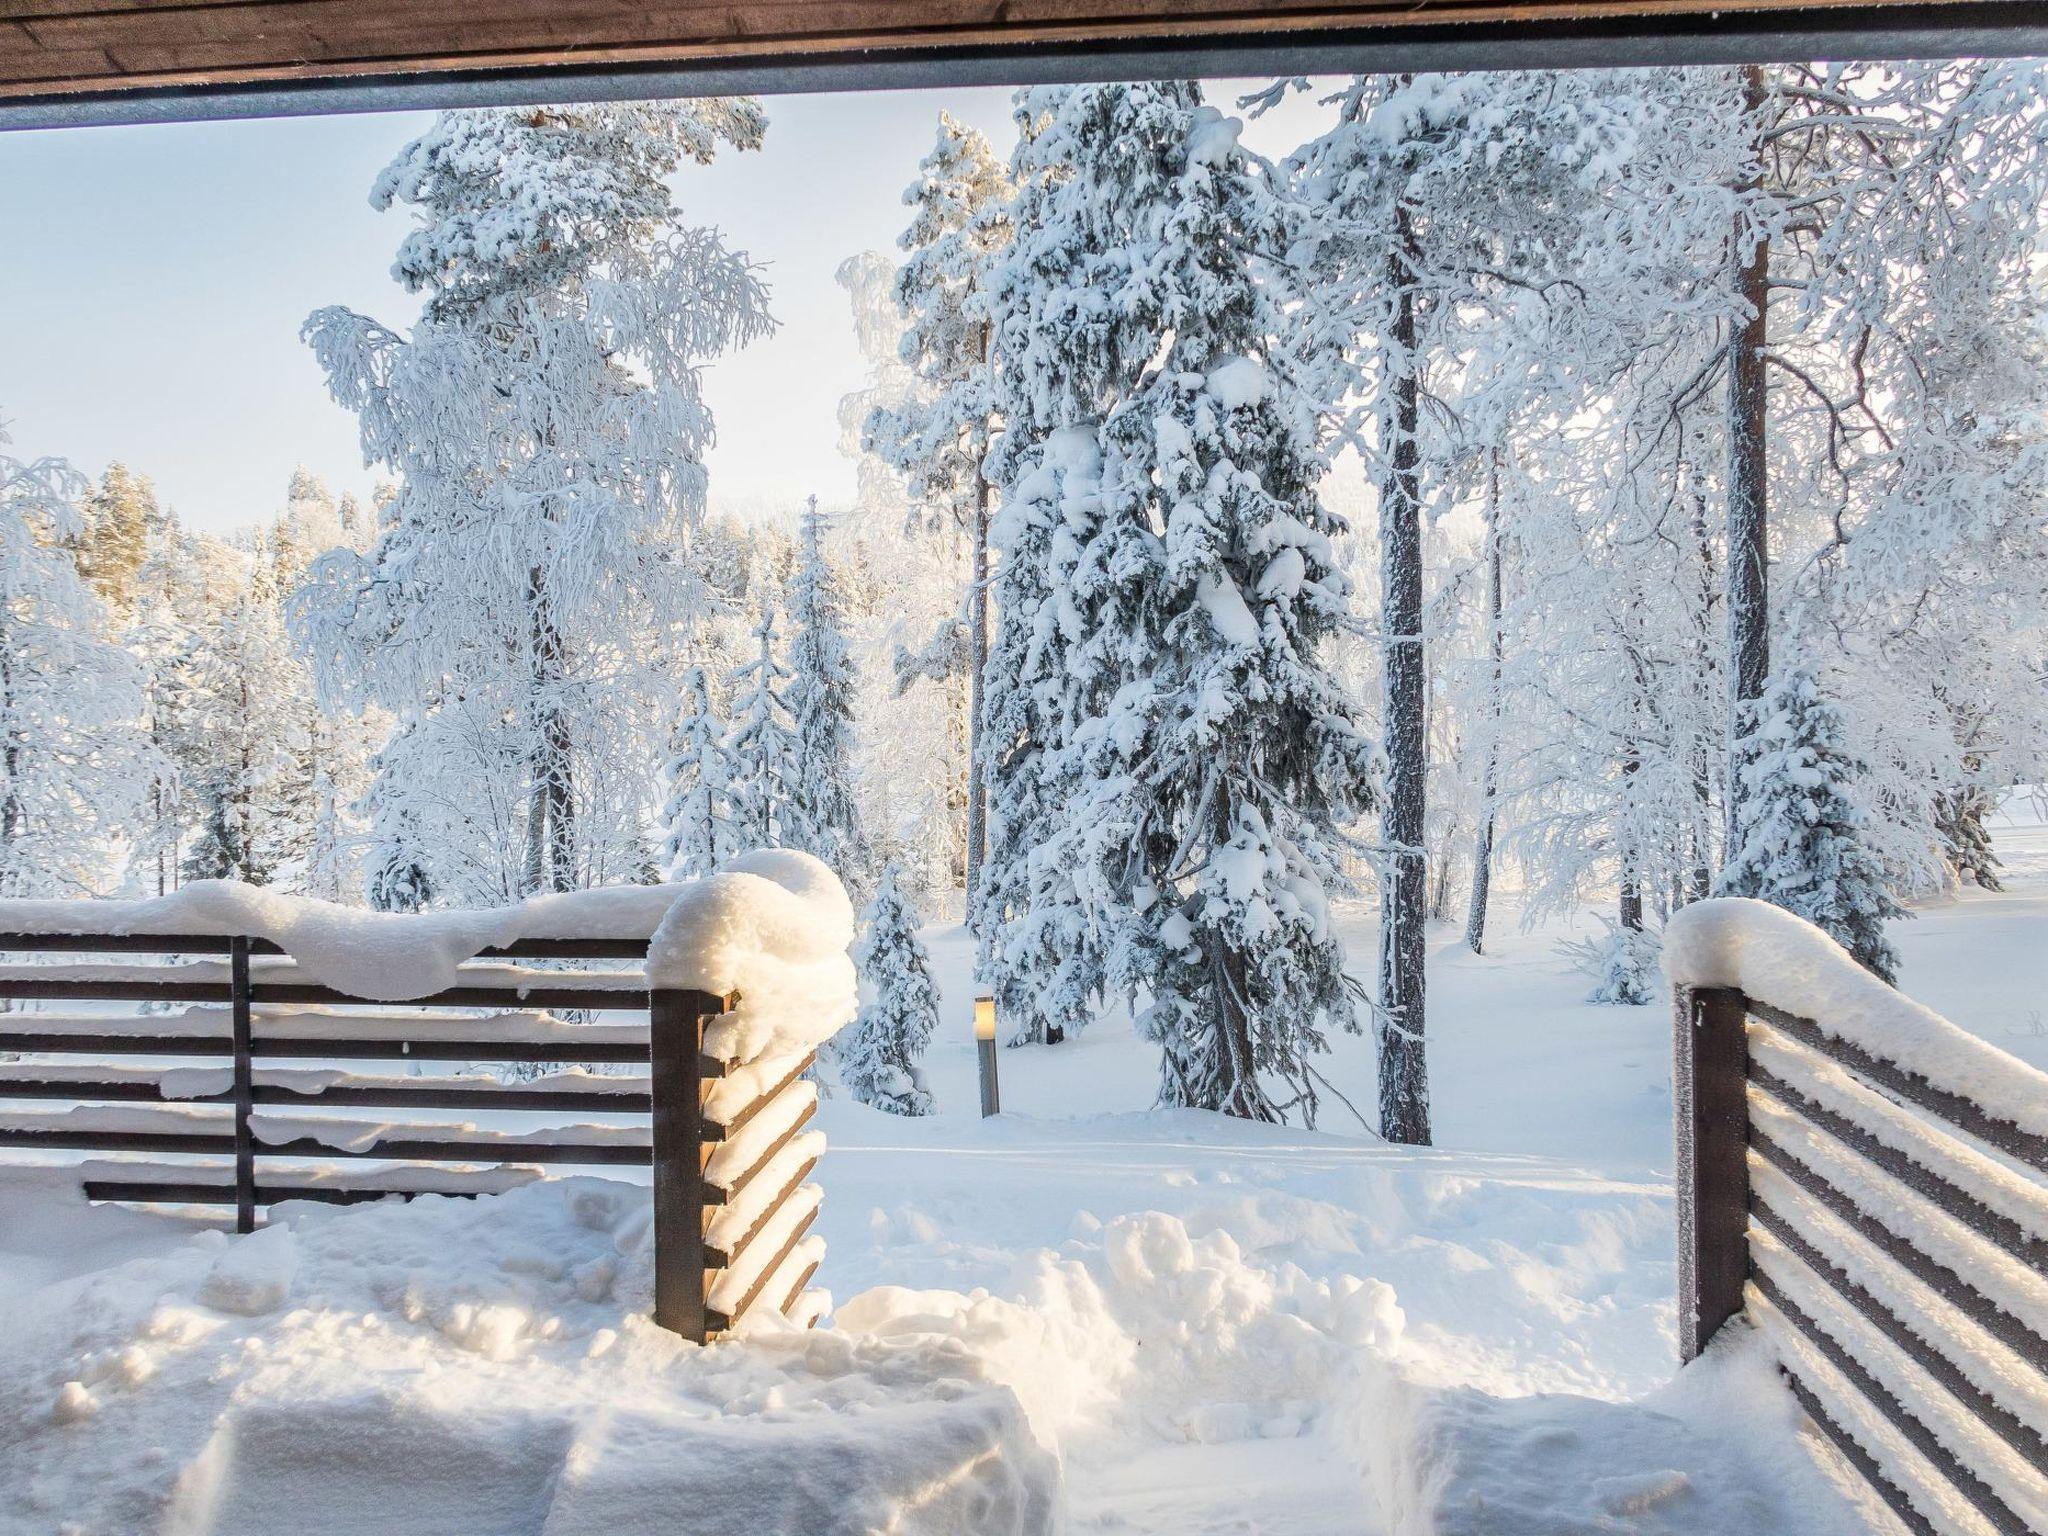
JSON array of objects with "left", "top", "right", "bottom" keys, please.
[{"left": 0, "top": 83, "right": 1328, "bottom": 532}]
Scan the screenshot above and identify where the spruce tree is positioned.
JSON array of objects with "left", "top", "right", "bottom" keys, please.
[
  {"left": 75, "top": 462, "right": 159, "bottom": 627},
  {"left": 659, "top": 664, "right": 737, "bottom": 879},
  {"left": 992, "top": 83, "right": 1375, "bottom": 1120},
  {"left": 1719, "top": 665, "right": 1906, "bottom": 982},
  {"left": 783, "top": 498, "right": 872, "bottom": 887},
  {"left": 844, "top": 862, "right": 940, "bottom": 1116},
  {"left": 726, "top": 605, "right": 800, "bottom": 851}
]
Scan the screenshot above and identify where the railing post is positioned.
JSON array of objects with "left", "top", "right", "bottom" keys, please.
[
  {"left": 230, "top": 935, "right": 254, "bottom": 1234},
  {"left": 1676, "top": 983, "right": 1750, "bottom": 1362},
  {"left": 649, "top": 987, "right": 709, "bottom": 1343}
]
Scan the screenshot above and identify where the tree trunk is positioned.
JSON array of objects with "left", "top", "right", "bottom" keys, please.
[
  {"left": 1620, "top": 752, "right": 1644, "bottom": 933},
  {"left": 1725, "top": 62, "right": 1772, "bottom": 855},
  {"left": 1377, "top": 194, "right": 1432, "bottom": 1148},
  {"left": 1464, "top": 454, "right": 1503, "bottom": 956},
  {"left": 524, "top": 566, "right": 575, "bottom": 895},
  {"left": 965, "top": 317, "right": 993, "bottom": 915}
]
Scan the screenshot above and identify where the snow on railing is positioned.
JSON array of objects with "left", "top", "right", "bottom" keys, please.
[
  {"left": 0, "top": 849, "right": 855, "bottom": 1345},
  {"left": 1668, "top": 898, "right": 2048, "bottom": 1536}
]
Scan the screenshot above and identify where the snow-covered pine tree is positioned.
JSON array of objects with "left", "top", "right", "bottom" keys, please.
[
  {"left": 0, "top": 433, "right": 156, "bottom": 896},
  {"left": 659, "top": 664, "right": 737, "bottom": 879},
  {"left": 1718, "top": 664, "right": 1906, "bottom": 982},
  {"left": 180, "top": 566, "right": 307, "bottom": 886},
  {"left": 843, "top": 862, "right": 939, "bottom": 1116},
  {"left": 725, "top": 605, "right": 800, "bottom": 851},
  {"left": 297, "top": 101, "right": 773, "bottom": 901},
  {"left": 993, "top": 83, "right": 1376, "bottom": 1121},
  {"left": 782, "top": 497, "right": 872, "bottom": 888},
  {"left": 866, "top": 113, "right": 1015, "bottom": 903},
  {"left": 75, "top": 462, "right": 159, "bottom": 628}
]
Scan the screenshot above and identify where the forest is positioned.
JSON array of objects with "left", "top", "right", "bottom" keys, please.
[{"left": 2, "top": 63, "right": 2044, "bottom": 1147}]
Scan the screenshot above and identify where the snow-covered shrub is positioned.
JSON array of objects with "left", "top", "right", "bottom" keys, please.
[
  {"left": 843, "top": 863, "right": 938, "bottom": 1116},
  {"left": 1574, "top": 918, "right": 1662, "bottom": 1007},
  {"left": 1718, "top": 666, "right": 1905, "bottom": 983}
]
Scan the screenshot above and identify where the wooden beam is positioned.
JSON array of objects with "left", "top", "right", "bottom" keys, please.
[{"left": 5, "top": 1, "right": 2047, "bottom": 130}]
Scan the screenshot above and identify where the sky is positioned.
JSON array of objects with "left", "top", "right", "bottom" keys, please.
[{"left": 0, "top": 82, "right": 1333, "bottom": 534}]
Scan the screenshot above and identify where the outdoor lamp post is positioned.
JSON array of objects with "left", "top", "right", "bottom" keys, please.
[{"left": 975, "top": 995, "right": 1000, "bottom": 1118}]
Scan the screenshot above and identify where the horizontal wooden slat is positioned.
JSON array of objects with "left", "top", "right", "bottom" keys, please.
[
  {"left": 1754, "top": 1272, "right": 2035, "bottom": 1536},
  {"left": 0, "top": 1031, "right": 679, "bottom": 1066},
  {"left": 1753, "top": 1206, "right": 2048, "bottom": 1481},
  {"left": 705, "top": 1159, "right": 817, "bottom": 1268},
  {"left": 0, "top": 932, "right": 650, "bottom": 959},
  {"left": 1779, "top": 1366, "right": 1941, "bottom": 1536},
  {"left": 1749, "top": 1061, "right": 2048, "bottom": 1271},
  {"left": 1752, "top": 1002, "right": 2048, "bottom": 1174},
  {"left": 0, "top": 1069, "right": 652, "bottom": 1112},
  {"left": 709, "top": 1099, "right": 817, "bottom": 1206},
  {"left": 1751, "top": 1132, "right": 2048, "bottom": 1370},
  {"left": 704, "top": 1053, "right": 814, "bottom": 1140},
  {"left": 706, "top": 1203, "right": 818, "bottom": 1333},
  {"left": 81, "top": 1178, "right": 519, "bottom": 1208}
]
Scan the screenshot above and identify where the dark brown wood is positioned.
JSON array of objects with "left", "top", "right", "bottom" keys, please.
[
  {"left": 1751, "top": 1000, "right": 2048, "bottom": 1173},
  {"left": 81, "top": 1178, "right": 500, "bottom": 1208},
  {"left": 230, "top": 936, "right": 255, "bottom": 1234},
  {"left": 649, "top": 987, "right": 712, "bottom": 1343},
  {"left": 0, "top": 1073, "right": 652, "bottom": 1111},
  {"left": 1749, "top": 1060, "right": 2048, "bottom": 1270},
  {"left": 1675, "top": 985, "right": 1750, "bottom": 1362},
  {"left": 0, "top": 932, "right": 648, "bottom": 959},
  {"left": 0, "top": 1124, "right": 647, "bottom": 1163},
  {"left": 0, "top": 1032, "right": 722, "bottom": 1070},
  {"left": 1758, "top": 1273, "right": 2033, "bottom": 1536},
  {"left": 7, "top": 0, "right": 2048, "bottom": 131},
  {"left": 1753, "top": 1205, "right": 2048, "bottom": 1479}
]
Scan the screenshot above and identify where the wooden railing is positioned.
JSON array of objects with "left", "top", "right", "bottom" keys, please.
[
  {"left": 1675, "top": 982, "right": 2048, "bottom": 1536},
  {"left": 0, "top": 931, "right": 823, "bottom": 1344}
]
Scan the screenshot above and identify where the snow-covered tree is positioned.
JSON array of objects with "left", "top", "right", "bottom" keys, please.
[
  {"left": 843, "top": 862, "right": 939, "bottom": 1116},
  {"left": 0, "top": 433, "right": 154, "bottom": 896},
  {"left": 866, "top": 113, "right": 1015, "bottom": 902},
  {"left": 297, "top": 101, "right": 773, "bottom": 901},
  {"left": 726, "top": 606, "right": 800, "bottom": 851},
  {"left": 989, "top": 83, "right": 1375, "bottom": 1121},
  {"left": 1719, "top": 665, "right": 1906, "bottom": 982},
  {"left": 74, "top": 462, "right": 159, "bottom": 627},
  {"left": 659, "top": 664, "right": 737, "bottom": 879},
  {"left": 180, "top": 571, "right": 307, "bottom": 886},
  {"left": 782, "top": 497, "right": 872, "bottom": 887}
]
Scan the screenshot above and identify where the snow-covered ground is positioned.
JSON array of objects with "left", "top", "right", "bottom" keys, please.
[{"left": 4, "top": 805, "right": 2041, "bottom": 1533}]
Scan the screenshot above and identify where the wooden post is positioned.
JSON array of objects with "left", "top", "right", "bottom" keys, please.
[
  {"left": 649, "top": 987, "right": 709, "bottom": 1342},
  {"left": 1676, "top": 984, "right": 1750, "bottom": 1362},
  {"left": 230, "top": 935, "right": 254, "bottom": 1234}
]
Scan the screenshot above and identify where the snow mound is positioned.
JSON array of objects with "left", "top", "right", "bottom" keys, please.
[
  {"left": 647, "top": 848, "right": 857, "bottom": 1065},
  {"left": 0, "top": 1173, "right": 1055, "bottom": 1536},
  {"left": 1665, "top": 896, "right": 2048, "bottom": 1137}
]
